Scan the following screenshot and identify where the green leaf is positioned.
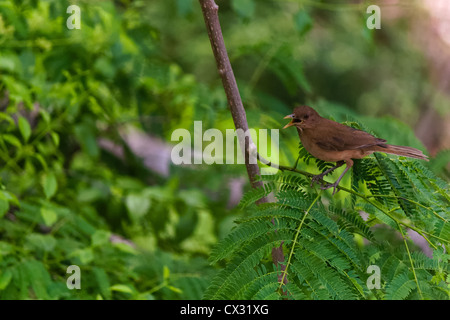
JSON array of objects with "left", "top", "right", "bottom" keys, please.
[
  {"left": 163, "top": 266, "right": 170, "bottom": 281},
  {"left": 21, "top": 260, "right": 52, "bottom": 299},
  {"left": 74, "top": 119, "right": 99, "bottom": 158},
  {"left": 125, "top": 193, "right": 151, "bottom": 220},
  {"left": 0, "top": 113, "right": 15, "bottom": 129},
  {"left": 0, "top": 192, "right": 9, "bottom": 218},
  {"left": 293, "top": 11, "right": 313, "bottom": 36},
  {"left": 40, "top": 207, "right": 57, "bottom": 226},
  {"left": 51, "top": 131, "right": 60, "bottom": 147},
  {"left": 91, "top": 230, "right": 111, "bottom": 247},
  {"left": 33, "top": 153, "right": 48, "bottom": 171},
  {"left": 0, "top": 241, "right": 13, "bottom": 255},
  {"left": 231, "top": 0, "right": 255, "bottom": 18},
  {"left": 18, "top": 116, "right": 31, "bottom": 142},
  {"left": 93, "top": 267, "right": 111, "bottom": 299},
  {"left": 70, "top": 248, "right": 95, "bottom": 264},
  {"left": 41, "top": 172, "right": 58, "bottom": 199},
  {"left": 386, "top": 273, "right": 416, "bottom": 300},
  {"left": 1, "top": 191, "right": 19, "bottom": 207},
  {"left": 112, "top": 241, "right": 139, "bottom": 255},
  {"left": 167, "top": 285, "right": 183, "bottom": 294},
  {"left": 2, "top": 133, "right": 22, "bottom": 148},
  {"left": 0, "top": 54, "right": 17, "bottom": 72},
  {"left": 176, "top": 0, "right": 193, "bottom": 16},
  {"left": 25, "top": 233, "right": 57, "bottom": 252},
  {"left": 39, "top": 109, "right": 51, "bottom": 123},
  {"left": 0, "top": 270, "right": 13, "bottom": 290},
  {"left": 110, "top": 284, "right": 134, "bottom": 294}
]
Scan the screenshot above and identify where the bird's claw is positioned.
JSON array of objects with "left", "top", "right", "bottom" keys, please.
[
  {"left": 310, "top": 174, "right": 325, "bottom": 187},
  {"left": 320, "top": 183, "right": 340, "bottom": 195}
]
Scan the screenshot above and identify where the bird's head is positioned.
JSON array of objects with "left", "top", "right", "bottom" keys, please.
[{"left": 283, "top": 105, "right": 320, "bottom": 130}]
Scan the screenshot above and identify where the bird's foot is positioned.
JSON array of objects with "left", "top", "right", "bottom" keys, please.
[
  {"left": 310, "top": 161, "right": 344, "bottom": 187},
  {"left": 310, "top": 173, "right": 326, "bottom": 187},
  {"left": 320, "top": 182, "right": 340, "bottom": 195}
]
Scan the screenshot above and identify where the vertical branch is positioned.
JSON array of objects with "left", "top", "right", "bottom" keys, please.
[
  {"left": 198, "top": 0, "right": 261, "bottom": 189},
  {"left": 198, "top": 0, "right": 287, "bottom": 285}
]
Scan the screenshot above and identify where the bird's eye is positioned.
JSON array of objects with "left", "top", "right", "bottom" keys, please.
[{"left": 303, "top": 115, "right": 309, "bottom": 120}]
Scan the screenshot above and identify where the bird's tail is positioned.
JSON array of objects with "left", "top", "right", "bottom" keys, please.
[{"left": 376, "top": 144, "right": 429, "bottom": 161}]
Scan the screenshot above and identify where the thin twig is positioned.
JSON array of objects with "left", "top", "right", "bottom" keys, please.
[
  {"left": 398, "top": 224, "right": 424, "bottom": 299},
  {"left": 279, "top": 192, "right": 322, "bottom": 291},
  {"left": 367, "top": 194, "right": 448, "bottom": 222}
]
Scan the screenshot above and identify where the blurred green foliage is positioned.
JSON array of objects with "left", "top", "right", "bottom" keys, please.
[
  {"left": 0, "top": 0, "right": 224, "bottom": 300},
  {"left": 0, "top": 0, "right": 448, "bottom": 300}
]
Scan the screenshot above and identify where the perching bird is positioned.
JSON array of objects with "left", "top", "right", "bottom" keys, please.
[{"left": 283, "top": 105, "right": 428, "bottom": 195}]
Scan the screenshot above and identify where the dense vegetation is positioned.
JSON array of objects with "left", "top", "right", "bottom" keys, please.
[{"left": 0, "top": 0, "right": 448, "bottom": 300}]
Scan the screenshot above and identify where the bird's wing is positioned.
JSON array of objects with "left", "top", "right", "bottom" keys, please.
[{"left": 314, "top": 120, "right": 386, "bottom": 152}]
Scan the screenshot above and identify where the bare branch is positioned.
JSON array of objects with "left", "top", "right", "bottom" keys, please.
[
  {"left": 198, "top": 0, "right": 286, "bottom": 286},
  {"left": 198, "top": 0, "right": 262, "bottom": 191}
]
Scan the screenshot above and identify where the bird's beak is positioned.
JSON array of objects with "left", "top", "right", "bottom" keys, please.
[{"left": 283, "top": 114, "right": 295, "bottom": 129}]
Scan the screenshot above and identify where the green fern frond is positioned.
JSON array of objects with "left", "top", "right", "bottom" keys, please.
[
  {"left": 410, "top": 251, "right": 441, "bottom": 272},
  {"left": 283, "top": 281, "right": 308, "bottom": 300},
  {"left": 331, "top": 206, "right": 375, "bottom": 242},
  {"left": 238, "top": 182, "right": 276, "bottom": 208},
  {"left": 205, "top": 130, "right": 449, "bottom": 300},
  {"left": 433, "top": 220, "right": 450, "bottom": 245},
  {"left": 385, "top": 272, "right": 416, "bottom": 300},
  {"left": 293, "top": 251, "right": 358, "bottom": 300},
  {"left": 379, "top": 249, "right": 410, "bottom": 283},
  {"left": 307, "top": 210, "right": 363, "bottom": 268},
  {"left": 204, "top": 228, "right": 293, "bottom": 300},
  {"left": 290, "top": 260, "right": 332, "bottom": 299},
  {"left": 236, "top": 268, "right": 281, "bottom": 300},
  {"left": 209, "top": 219, "right": 275, "bottom": 264},
  {"left": 261, "top": 171, "right": 309, "bottom": 189},
  {"left": 375, "top": 154, "right": 418, "bottom": 217}
]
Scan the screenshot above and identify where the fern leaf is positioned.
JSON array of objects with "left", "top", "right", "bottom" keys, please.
[
  {"left": 238, "top": 183, "right": 276, "bottom": 208},
  {"left": 385, "top": 272, "right": 416, "bottom": 300},
  {"left": 332, "top": 206, "right": 375, "bottom": 242},
  {"left": 294, "top": 250, "right": 358, "bottom": 300},
  {"left": 283, "top": 281, "right": 307, "bottom": 300},
  {"left": 209, "top": 219, "right": 274, "bottom": 264},
  {"left": 204, "top": 229, "right": 293, "bottom": 300}
]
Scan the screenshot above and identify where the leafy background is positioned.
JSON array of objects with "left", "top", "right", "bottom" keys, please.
[{"left": 0, "top": 0, "right": 449, "bottom": 299}]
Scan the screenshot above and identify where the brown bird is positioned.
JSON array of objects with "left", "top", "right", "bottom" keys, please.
[{"left": 283, "top": 105, "right": 428, "bottom": 195}]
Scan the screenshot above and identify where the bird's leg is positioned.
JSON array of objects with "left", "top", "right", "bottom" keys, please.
[
  {"left": 310, "top": 160, "right": 344, "bottom": 187},
  {"left": 320, "top": 159, "right": 353, "bottom": 195}
]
